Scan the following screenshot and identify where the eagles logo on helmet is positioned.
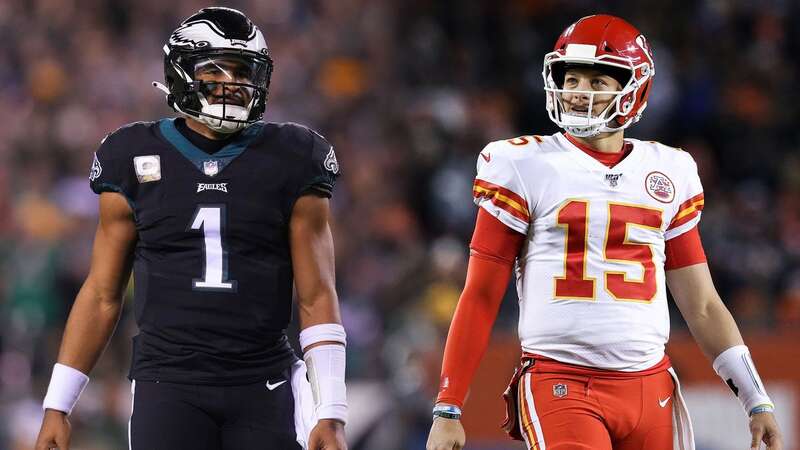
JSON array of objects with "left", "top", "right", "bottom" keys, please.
[
  {"left": 153, "top": 7, "right": 273, "bottom": 133},
  {"left": 542, "top": 14, "right": 655, "bottom": 137}
]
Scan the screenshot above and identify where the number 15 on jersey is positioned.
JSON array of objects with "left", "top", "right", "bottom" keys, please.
[{"left": 554, "top": 200, "right": 662, "bottom": 303}]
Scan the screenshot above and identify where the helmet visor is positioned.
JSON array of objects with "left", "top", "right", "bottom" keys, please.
[{"left": 192, "top": 54, "right": 269, "bottom": 106}]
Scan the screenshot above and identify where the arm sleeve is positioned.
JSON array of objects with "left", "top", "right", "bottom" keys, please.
[
  {"left": 298, "top": 128, "right": 339, "bottom": 198},
  {"left": 664, "top": 225, "right": 707, "bottom": 270},
  {"left": 436, "top": 209, "right": 525, "bottom": 408},
  {"left": 472, "top": 143, "right": 531, "bottom": 235},
  {"left": 665, "top": 155, "right": 704, "bottom": 240}
]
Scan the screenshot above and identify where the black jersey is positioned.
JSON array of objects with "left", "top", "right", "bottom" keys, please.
[{"left": 89, "top": 118, "right": 339, "bottom": 385}]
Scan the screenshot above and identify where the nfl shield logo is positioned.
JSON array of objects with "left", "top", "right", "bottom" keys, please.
[
  {"left": 553, "top": 383, "right": 568, "bottom": 398},
  {"left": 605, "top": 173, "right": 622, "bottom": 187},
  {"left": 203, "top": 160, "right": 219, "bottom": 176}
]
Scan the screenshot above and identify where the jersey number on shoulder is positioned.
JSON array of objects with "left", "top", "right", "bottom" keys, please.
[
  {"left": 189, "top": 205, "right": 237, "bottom": 292},
  {"left": 554, "top": 200, "right": 662, "bottom": 302}
]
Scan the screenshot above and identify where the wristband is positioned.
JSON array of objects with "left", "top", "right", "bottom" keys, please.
[
  {"left": 712, "top": 345, "right": 773, "bottom": 416},
  {"left": 433, "top": 404, "right": 462, "bottom": 420},
  {"left": 299, "top": 323, "right": 347, "bottom": 350},
  {"left": 749, "top": 404, "right": 775, "bottom": 416},
  {"left": 302, "top": 324, "right": 348, "bottom": 424},
  {"left": 42, "top": 363, "right": 90, "bottom": 415}
]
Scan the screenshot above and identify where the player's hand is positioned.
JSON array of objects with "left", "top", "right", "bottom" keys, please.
[
  {"left": 749, "top": 411, "right": 783, "bottom": 450},
  {"left": 35, "top": 409, "right": 72, "bottom": 450},
  {"left": 308, "top": 418, "right": 347, "bottom": 450},
  {"left": 426, "top": 416, "right": 465, "bottom": 450}
]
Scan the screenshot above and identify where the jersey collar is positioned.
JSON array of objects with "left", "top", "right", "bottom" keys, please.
[
  {"left": 562, "top": 132, "right": 632, "bottom": 168},
  {"left": 558, "top": 132, "right": 638, "bottom": 172},
  {"left": 157, "top": 118, "right": 264, "bottom": 177}
]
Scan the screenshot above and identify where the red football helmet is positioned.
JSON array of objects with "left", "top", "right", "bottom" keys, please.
[{"left": 542, "top": 15, "right": 655, "bottom": 137}]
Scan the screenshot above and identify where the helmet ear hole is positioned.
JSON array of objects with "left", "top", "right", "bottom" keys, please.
[{"left": 180, "top": 95, "right": 193, "bottom": 108}]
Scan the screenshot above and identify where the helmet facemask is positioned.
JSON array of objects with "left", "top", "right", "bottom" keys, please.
[
  {"left": 164, "top": 50, "right": 272, "bottom": 134},
  {"left": 543, "top": 53, "right": 653, "bottom": 138}
]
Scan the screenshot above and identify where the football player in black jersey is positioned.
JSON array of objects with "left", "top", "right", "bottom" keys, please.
[{"left": 35, "top": 7, "right": 347, "bottom": 450}]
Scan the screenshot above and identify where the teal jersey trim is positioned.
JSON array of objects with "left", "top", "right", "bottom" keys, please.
[{"left": 157, "top": 118, "right": 264, "bottom": 176}]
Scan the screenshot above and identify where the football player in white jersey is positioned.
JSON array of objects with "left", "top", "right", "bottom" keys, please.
[{"left": 427, "top": 14, "right": 782, "bottom": 450}]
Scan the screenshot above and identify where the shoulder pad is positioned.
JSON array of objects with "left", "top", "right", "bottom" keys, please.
[
  {"left": 104, "top": 121, "right": 155, "bottom": 141},
  {"left": 495, "top": 134, "right": 545, "bottom": 149},
  {"left": 482, "top": 134, "right": 544, "bottom": 160},
  {"left": 263, "top": 121, "right": 312, "bottom": 139},
  {"left": 648, "top": 140, "right": 696, "bottom": 165},
  {"left": 646, "top": 140, "right": 685, "bottom": 153},
  {"left": 99, "top": 121, "right": 157, "bottom": 153}
]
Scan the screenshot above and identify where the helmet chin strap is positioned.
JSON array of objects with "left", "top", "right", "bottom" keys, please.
[
  {"left": 561, "top": 113, "right": 632, "bottom": 138},
  {"left": 197, "top": 104, "right": 249, "bottom": 133},
  {"left": 560, "top": 114, "right": 605, "bottom": 137},
  {"left": 560, "top": 93, "right": 609, "bottom": 137},
  {"left": 196, "top": 92, "right": 253, "bottom": 134}
]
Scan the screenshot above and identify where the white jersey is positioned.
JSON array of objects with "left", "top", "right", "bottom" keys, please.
[{"left": 473, "top": 132, "right": 704, "bottom": 371}]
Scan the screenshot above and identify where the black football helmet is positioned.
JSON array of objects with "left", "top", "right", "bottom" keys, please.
[{"left": 153, "top": 7, "right": 273, "bottom": 133}]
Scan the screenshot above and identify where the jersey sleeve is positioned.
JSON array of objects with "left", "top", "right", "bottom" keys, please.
[
  {"left": 472, "top": 142, "right": 531, "bottom": 234},
  {"left": 298, "top": 128, "right": 339, "bottom": 198},
  {"left": 665, "top": 154, "right": 704, "bottom": 241},
  {"left": 88, "top": 129, "right": 135, "bottom": 201}
]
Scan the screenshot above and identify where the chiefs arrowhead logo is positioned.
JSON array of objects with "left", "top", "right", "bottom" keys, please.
[
  {"left": 645, "top": 171, "right": 675, "bottom": 203},
  {"left": 481, "top": 152, "right": 491, "bottom": 163}
]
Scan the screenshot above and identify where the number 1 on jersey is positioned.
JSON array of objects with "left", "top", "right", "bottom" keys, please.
[
  {"left": 190, "top": 205, "right": 237, "bottom": 291},
  {"left": 554, "top": 200, "right": 595, "bottom": 298}
]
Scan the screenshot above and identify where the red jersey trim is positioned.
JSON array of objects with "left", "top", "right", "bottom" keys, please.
[
  {"left": 668, "top": 193, "right": 705, "bottom": 230},
  {"left": 473, "top": 179, "right": 530, "bottom": 222}
]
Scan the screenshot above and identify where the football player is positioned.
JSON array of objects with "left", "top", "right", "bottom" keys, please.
[
  {"left": 427, "top": 14, "right": 783, "bottom": 450},
  {"left": 34, "top": 7, "right": 347, "bottom": 450}
]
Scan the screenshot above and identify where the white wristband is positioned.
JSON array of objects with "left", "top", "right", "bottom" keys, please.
[
  {"left": 299, "top": 323, "right": 347, "bottom": 350},
  {"left": 42, "top": 363, "right": 90, "bottom": 415},
  {"left": 712, "top": 345, "right": 773, "bottom": 416},
  {"left": 302, "top": 324, "right": 347, "bottom": 424}
]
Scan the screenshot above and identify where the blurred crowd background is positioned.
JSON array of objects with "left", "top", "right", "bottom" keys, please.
[{"left": 1, "top": 0, "right": 799, "bottom": 449}]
